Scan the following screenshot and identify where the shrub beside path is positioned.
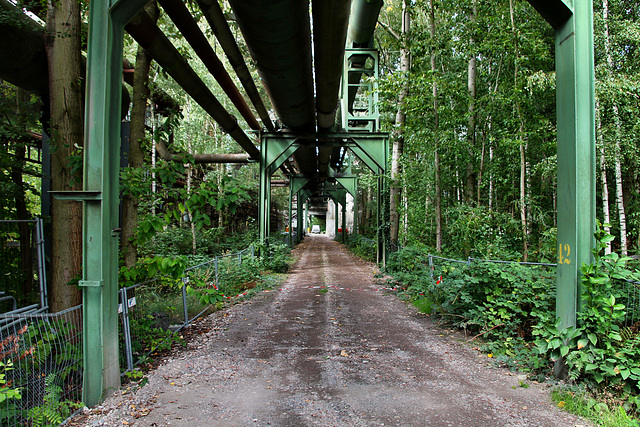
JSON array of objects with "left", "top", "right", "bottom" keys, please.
[{"left": 75, "top": 235, "right": 588, "bottom": 426}]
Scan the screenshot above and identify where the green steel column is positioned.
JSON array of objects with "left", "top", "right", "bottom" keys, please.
[
  {"left": 81, "top": 0, "right": 144, "bottom": 405},
  {"left": 555, "top": 1, "right": 596, "bottom": 330},
  {"left": 377, "top": 175, "right": 383, "bottom": 265},
  {"left": 341, "top": 201, "right": 347, "bottom": 242},
  {"left": 296, "top": 193, "right": 304, "bottom": 242},
  {"left": 258, "top": 144, "right": 270, "bottom": 242},
  {"left": 353, "top": 190, "right": 358, "bottom": 235},
  {"left": 259, "top": 135, "right": 298, "bottom": 243},
  {"left": 334, "top": 200, "right": 339, "bottom": 237},
  {"left": 287, "top": 183, "right": 293, "bottom": 248}
]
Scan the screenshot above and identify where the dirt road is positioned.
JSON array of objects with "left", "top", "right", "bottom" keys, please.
[{"left": 80, "top": 235, "right": 587, "bottom": 426}]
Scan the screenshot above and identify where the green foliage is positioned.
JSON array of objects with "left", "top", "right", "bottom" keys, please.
[
  {"left": 119, "top": 255, "right": 188, "bottom": 289},
  {"left": 444, "top": 205, "right": 523, "bottom": 260},
  {"left": 140, "top": 225, "right": 257, "bottom": 258},
  {"left": 0, "top": 361, "right": 21, "bottom": 403},
  {"left": 255, "top": 238, "right": 292, "bottom": 274},
  {"left": 538, "top": 226, "right": 640, "bottom": 398},
  {"left": 344, "top": 235, "right": 377, "bottom": 262},
  {"left": 385, "top": 246, "right": 556, "bottom": 350},
  {"left": 26, "top": 374, "right": 83, "bottom": 427},
  {"left": 1, "top": 318, "right": 83, "bottom": 426},
  {"left": 552, "top": 388, "right": 639, "bottom": 427}
]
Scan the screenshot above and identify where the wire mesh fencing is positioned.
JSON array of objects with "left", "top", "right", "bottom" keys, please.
[
  {"left": 376, "top": 240, "right": 640, "bottom": 332},
  {"left": 619, "top": 279, "right": 640, "bottom": 329},
  {"left": 119, "top": 246, "right": 256, "bottom": 373},
  {"left": 0, "top": 305, "right": 83, "bottom": 427}
]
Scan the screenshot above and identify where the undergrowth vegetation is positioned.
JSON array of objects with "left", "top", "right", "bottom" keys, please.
[
  {"left": 377, "top": 225, "right": 640, "bottom": 422},
  {"left": 118, "top": 228, "right": 293, "bottom": 375}
]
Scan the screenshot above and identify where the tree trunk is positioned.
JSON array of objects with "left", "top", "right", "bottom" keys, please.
[
  {"left": 44, "top": 0, "right": 84, "bottom": 311},
  {"left": 430, "top": 0, "right": 442, "bottom": 252},
  {"left": 389, "top": 0, "right": 410, "bottom": 246},
  {"left": 510, "top": 0, "right": 528, "bottom": 261},
  {"left": 121, "top": 3, "right": 158, "bottom": 268},
  {"left": 602, "top": 0, "right": 627, "bottom": 255},
  {"left": 465, "top": 1, "right": 477, "bottom": 205},
  {"left": 596, "top": 97, "right": 611, "bottom": 254}
]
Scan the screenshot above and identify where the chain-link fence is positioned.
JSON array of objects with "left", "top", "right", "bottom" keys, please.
[
  {"left": 119, "top": 246, "right": 256, "bottom": 373},
  {"left": 0, "top": 305, "right": 83, "bottom": 427}
]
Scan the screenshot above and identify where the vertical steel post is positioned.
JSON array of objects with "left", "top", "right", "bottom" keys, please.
[
  {"left": 334, "top": 200, "right": 339, "bottom": 237},
  {"left": 214, "top": 257, "right": 219, "bottom": 288},
  {"left": 120, "top": 287, "right": 134, "bottom": 372},
  {"left": 81, "top": 0, "right": 134, "bottom": 405},
  {"left": 341, "top": 201, "right": 347, "bottom": 242},
  {"left": 554, "top": 1, "right": 596, "bottom": 330},
  {"left": 181, "top": 277, "right": 189, "bottom": 325},
  {"left": 288, "top": 181, "right": 293, "bottom": 248},
  {"left": 258, "top": 139, "right": 271, "bottom": 242}
]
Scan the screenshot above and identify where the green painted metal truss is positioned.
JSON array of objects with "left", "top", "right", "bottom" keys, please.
[{"left": 79, "top": 0, "right": 594, "bottom": 405}]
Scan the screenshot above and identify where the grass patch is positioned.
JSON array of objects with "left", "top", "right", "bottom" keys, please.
[
  {"left": 552, "top": 388, "right": 639, "bottom": 427},
  {"left": 411, "top": 296, "right": 434, "bottom": 315}
]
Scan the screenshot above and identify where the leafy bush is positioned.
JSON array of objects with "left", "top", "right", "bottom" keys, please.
[
  {"left": 345, "top": 235, "right": 377, "bottom": 262},
  {"left": 444, "top": 204, "right": 523, "bottom": 260},
  {"left": 255, "top": 238, "right": 292, "bottom": 273},
  {"left": 535, "top": 225, "right": 640, "bottom": 404}
]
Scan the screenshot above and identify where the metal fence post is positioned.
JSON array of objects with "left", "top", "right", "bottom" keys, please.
[
  {"left": 214, "top": 256, "right": 219, "bottom": 288},
  {"left": 120, "top": 287, "right": 134, "bottom": 372},
  {"left": 238, "top": 252, "right": 242, "bottom": 266},
  {"left": 181, "top": 276, "right": 189, "bottom": 326},
  {"left": 429, "top": 255, "right": 433, "bottom": 280}
]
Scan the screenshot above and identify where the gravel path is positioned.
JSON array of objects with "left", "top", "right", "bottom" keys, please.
[{"left": 76, "top": 235, "right": 588, "bottom": 426}]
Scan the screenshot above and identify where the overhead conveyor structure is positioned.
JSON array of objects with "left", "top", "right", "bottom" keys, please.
[{"left": 79, "top": 0, "right": 595, "bottom": 405}]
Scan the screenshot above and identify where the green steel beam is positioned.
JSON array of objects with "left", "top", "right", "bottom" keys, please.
[
  {"left": 81, "top": 0, "right": 149, "bottom": 405},
  {"left": 553, "top": 1, "right": 596, "bottom": 330},
  {"left": 526, "top": 0, "right": 573, "bottom": 30},
  {"left": 335, "top": 176, "right": 357, "bottom": 197},
  {"left": 259, "top": 137, "right": 300, "bottom": 242}
]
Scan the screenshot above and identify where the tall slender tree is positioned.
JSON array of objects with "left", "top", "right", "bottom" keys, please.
[
  {"left": 44, "top": 0, "right": 84, "bottom": 311},
  {"left": 390, "top": 0, "right": 411, "bottom": 246}
]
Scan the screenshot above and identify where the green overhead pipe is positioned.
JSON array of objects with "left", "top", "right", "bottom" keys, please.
[
  {"left": 155, "top": 139, "right": 250, "bottom": 163},
  {"left": 345, "top": 0, "right": 383, "bottom": 113},
  {"left": 228, "top": 0, "right": 315, "bottom": 132},
  {"left": 158, "top": 0, "right": 261, "bottom": 131},
  {"left": 313, "top": 0, "right": 352, "bottom": 131},
  {"left": 125, "top": 10, "right": 260, "bottom": 159},
  {"left": 195, "top": 0, "right": 275, "bottom": 132},
  {"left": 229, "top": 0, "right": 318, "bottom": 176},
  {"left": 313, "top": 0, "right": 353, "bottom": 181},
  {"left": 347, "top": 0, "right": 384, "bottom": 46}
]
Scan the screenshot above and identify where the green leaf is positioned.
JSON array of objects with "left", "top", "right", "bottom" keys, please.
[
  {"left": 560, "top": 345, "right": 570, "bottom": 357},
  {"left": 620, "top": 368, "right": 631, "bottom": 380}
]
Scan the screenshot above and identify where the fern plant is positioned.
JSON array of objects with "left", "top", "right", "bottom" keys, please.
[{"left": 27, "top": 373, "right": 83, "bottom": 427}]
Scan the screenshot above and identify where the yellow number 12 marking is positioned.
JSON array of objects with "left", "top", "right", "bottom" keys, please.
[{"left": 557, "top": 243, "right": 571, "bottom": 264}]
